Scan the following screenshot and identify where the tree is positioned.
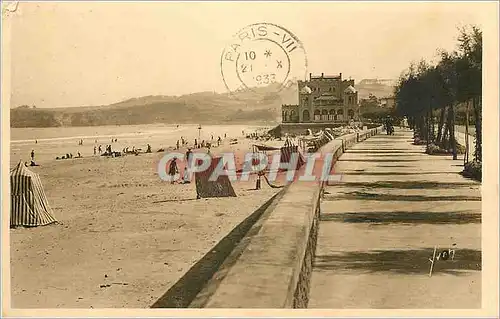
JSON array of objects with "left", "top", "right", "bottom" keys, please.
[
  {"left": 456, "top": 25, "right": 482, "bottom": 162},
  {"left": 395, "top": 25, "right": 481, "bottom": 164}
]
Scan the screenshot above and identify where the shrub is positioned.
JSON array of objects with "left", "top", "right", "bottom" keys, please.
[
  {"left": 426, "top": 143, "right": 448, "bottom": 155},
  {"left": 462, "top": 161, "right": 482, "bottom": 181},
  {"left": 413, "top": 137, "right": 427, "bottom": 145}
]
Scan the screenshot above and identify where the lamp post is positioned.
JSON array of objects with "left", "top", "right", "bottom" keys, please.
[{"left": 198, "top": 125, "right": 202, "bottom": 141}]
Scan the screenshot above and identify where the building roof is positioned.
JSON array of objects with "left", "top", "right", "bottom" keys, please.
[
  {"left": 300, "top": 86, "right": 313, "bottom": 94},
  {"left": 344, "top": 85, "right": 357, "bottom": 94}
]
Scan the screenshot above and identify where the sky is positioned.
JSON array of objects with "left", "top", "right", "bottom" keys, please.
[{"left": 7, "top": 1, "right": 492, "bottom": 108}]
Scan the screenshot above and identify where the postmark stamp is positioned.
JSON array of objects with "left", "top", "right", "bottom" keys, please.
[{"left": 220, "top": 22, "right": 308, "bottom": 96}]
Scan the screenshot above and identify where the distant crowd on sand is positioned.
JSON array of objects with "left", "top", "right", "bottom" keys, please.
[{"left": 26, "top": 127, "right": 273, "bottom": 168}]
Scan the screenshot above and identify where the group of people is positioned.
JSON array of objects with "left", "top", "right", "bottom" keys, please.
[
  {"left": 384, "top": 116, "right": 395, "bottom": 135},
  {"left": 93, "top": 144, "right": 113, "bottom": 155},
  {"left": 383, "top": 116, "right": 409, "bottom": 135},
  {"left": 168, "top": 148, "right": 194, "bottom": 184},
  {"left": 175, "top": 134, "right": 227, "bottom": 152}
]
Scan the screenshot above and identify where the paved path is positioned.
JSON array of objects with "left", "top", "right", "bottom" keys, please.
[{"left": 309, "top": 129, "right": 481, "bottom": 309}]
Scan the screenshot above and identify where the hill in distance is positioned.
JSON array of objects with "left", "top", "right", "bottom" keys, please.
[
  {"left": 11, "top": 79, "right": 395, "bottom": 128},
  {"left": 356, "top": 79, "right": 396, "bottom": 99}
]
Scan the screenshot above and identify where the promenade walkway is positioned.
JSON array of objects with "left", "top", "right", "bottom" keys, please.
[{"left": 309, "top": 129, "right": 481, "bottom": 309}]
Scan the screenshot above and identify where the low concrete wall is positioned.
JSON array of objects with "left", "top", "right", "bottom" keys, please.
[
  {"left": 191, "top": 126, "right": 382, "bottom": 308},
  {"left": 150, "top": 191, "right": 287, "bottom": 308}
]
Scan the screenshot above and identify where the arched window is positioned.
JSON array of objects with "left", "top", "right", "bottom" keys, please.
[
  {"left": 337, "top": 109, "right": 344, "bottom": 115},
  {"left": 348, "top": 109, "right": 355, "bottom": 119},
  {"left": 329, "top": 109, "right": 336, "bottom": 121},
  {"left": 302, "top": 110, "right": 310, "bottom": 122},
  {"left": 321, "top": 109, "right": 328, "bottom": 121},
  {"left": 290, "top": 110, "right": 297, "bottom": 122},
  {"left": 314, "top": 109, "right": 321, "bottom": 121},
  {"left": 283, "top": 110, "right": 288, "bottom": 122}
]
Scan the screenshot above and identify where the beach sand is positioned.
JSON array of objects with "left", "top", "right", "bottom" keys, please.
[{"left": 9, "top": 125, "right": 284, "bottom": 308}]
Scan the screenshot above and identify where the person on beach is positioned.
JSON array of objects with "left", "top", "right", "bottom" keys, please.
[
  {"left": 217, "top": 136, "right": 221, "bottom": 146},
  {"left": 94, "top": 146, "right": 96, "bottom": 155},
  {"left": 211, "top": 135, "right": 214, "bottom": 141},
  {"left": 147, "top": 144, "right": 152, "bottom": 153},
  {"left": 35, "top": 140, "right": 37, "bottom": 144},
  {"left": 184, "top": 148, "right": 193, "bottom": 183},
  {"left": 168, "top": 158, "right": 179, "bottom": 184},
  {"left": 194, "top": 139, "right": 198, "bottom": 148},
  {"left": 98, "top": 145, "right": 102, "bottom": 153},
  {"left": 176, "top": 140, "right": 180, "bottom": 150},
  {"left": 30, "top": 149, "right": 35, "bottom": 162}
]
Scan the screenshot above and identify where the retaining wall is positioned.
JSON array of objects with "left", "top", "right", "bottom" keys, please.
[
  {"left": 152, "top": 126, "right": 382, "bottom": 308},
  {"left": 193, "top": 126, "right": 382, "bottom": 308}
]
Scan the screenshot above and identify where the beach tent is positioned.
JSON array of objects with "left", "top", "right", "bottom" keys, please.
[
  {"left": 195, "top": 156, "right": 237, "bottom": 198},
  {"left": 280, "top": 145, "right": 305, "bottom": 169},
  {"left": 10, "top": 161, "right": 57, "bottom": 227}
]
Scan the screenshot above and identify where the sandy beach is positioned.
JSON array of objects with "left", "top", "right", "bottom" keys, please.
[{"left": 9, "top": 124, "right": 284, "bottom": 308}]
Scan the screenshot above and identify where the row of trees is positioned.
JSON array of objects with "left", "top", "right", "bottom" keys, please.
[{"left": 394, "top": 25, "right": 482, "bottom": 163}]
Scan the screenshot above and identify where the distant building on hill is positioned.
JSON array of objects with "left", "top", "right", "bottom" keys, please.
[
  {"left": 379, "top": 96, "right": 396, "bottom": 109},
  {"left": 281, "top": 73, "right": 360, "bottom": 124}
]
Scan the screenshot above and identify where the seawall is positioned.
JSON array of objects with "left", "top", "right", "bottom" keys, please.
[{"left": 151, "top": 126, "right": 383, "bottom": 308}]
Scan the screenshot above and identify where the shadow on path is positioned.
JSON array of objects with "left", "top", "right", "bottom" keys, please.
[
  {"left": 337, "top": 159, "right": 419, "bottom": 162},
  {"left": 346, "top": 151, "right": 423, "bottom": 154},
  {"left": 350, "top": 149, "right": 423, "bottom": 152},
  {"left": 343, "top": 154, "right": 424, "bottom": 157},
  {"left": 320, "top": 211, "right": 481, "bottom": 224},
  {"left": 325, "top": 191, "right": 481, "bottom": 202},
  {"left": 314, "top": 248, "right": 481, "bottom": 275},
  {"left": 332, "top": 181, "right": 477, "bottom": 189},
  {"left": 340, "top": 172, "right": 459, "bottom": 176}
]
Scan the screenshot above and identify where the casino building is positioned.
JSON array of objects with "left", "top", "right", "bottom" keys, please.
[{"left": 281, "top": 73, "right": 360, "bottom": 123}]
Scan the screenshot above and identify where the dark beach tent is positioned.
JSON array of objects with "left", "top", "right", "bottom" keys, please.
[{"left": 10, "top": 161, "right": 57, "bottom": 227}]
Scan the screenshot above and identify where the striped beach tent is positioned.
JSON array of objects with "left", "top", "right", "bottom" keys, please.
[
  {"left": 280, "top": 145, "right": 306, "bottom": 169},
  {"left": 10, "top": 161, "right": 57, "bottom": 227}
]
